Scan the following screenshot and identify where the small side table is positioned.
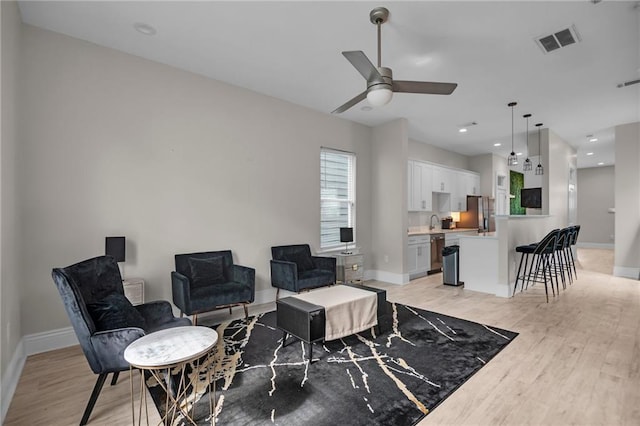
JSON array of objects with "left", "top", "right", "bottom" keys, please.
[
  {"left": 124, "top": 326, "right": 218, "bottom": 425},
  {"left": 335, "top": 253, "right": 364, "bottom": 284},
  {"left": 123, "top": 278, "right": 144, "bottom": 305}
]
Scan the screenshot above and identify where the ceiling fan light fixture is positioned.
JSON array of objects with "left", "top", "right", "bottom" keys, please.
[{"left": 367, "top": 86, "right": 393, "bottom": 106}]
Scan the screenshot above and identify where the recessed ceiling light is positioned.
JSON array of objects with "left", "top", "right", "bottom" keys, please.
[
  {"left": 493, "top": 143, "right": 501, "bottom": 147},
  {"left": 589, "top": 137, "right": 598, "bottom": 142},
  {"left": 133, "top": 22, "right": 157, "bottom": 36},
  {"left": 516, "top": 152, "right": 523, "bottom": 156},
  {"left": 598, "top": 162, "right": 604, "bottom": 165},
  {"left": 586, "top": 152, "right": 594, "bottom": 156},
  {"left": 361, "top": 106, "right": 373, "bottom": 111},
  {"left": 459, "top": 128, "right": 468, "bottom": 133}
]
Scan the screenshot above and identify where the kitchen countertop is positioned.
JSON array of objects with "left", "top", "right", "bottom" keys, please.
[{"left": 408, "top": 227, "right": 478, "bottom": 236}]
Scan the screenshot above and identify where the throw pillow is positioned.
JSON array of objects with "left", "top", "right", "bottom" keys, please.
[
  {"left": 189, "top": 256, "right": 226, "bottom": 288},
  {"left": 285, "top": 250, "right": 315, "bottom": 272},
  {"left": 87, "top": 293, "right": 146, "bottom": 331}
]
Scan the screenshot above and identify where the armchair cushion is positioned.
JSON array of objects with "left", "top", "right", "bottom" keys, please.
[
  {"left": 284, "top": 250, "right": 315, "bottom": 273},
  {"left": 270, "top": 245, "right": 336, "bottom": 293},
  {"left": 188, "top": 256, "right": 226, "bottom": 288},
  {"left": 87, "top": 293, "right": 146, "bottom": 331}
]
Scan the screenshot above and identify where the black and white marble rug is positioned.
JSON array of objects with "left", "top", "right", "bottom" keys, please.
[{"left": 147, "top": 302, "right": 517, "bottom": 425}]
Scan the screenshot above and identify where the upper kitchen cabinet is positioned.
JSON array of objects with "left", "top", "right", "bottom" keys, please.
[
  {"left": 408, "top": 160, "right": 433, "bottom": 211},
  {"left": 408, "top": 160, "right": 481, "bottom": 213},
  {"left": 452, "top": 172, "right": 481, "bottom": 211},
  {"left": 432, "top": 166, "right": 453, "bottom": 193}
]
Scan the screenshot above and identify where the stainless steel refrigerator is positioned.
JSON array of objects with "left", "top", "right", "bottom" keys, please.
[{"left": 458, "top": 196, "right": 495, "bottom": 232}]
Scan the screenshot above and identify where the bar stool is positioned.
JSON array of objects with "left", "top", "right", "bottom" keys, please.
[
  {"left": 567, "top": 225, "right": 580, "bottom": 279},
  {"left": 513, "top": 229, "right": 560, "bottom": 302}
]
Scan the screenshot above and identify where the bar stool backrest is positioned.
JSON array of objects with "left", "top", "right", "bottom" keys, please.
[{"left": 534, "top": 229, "right": 560, "bottom": 255}]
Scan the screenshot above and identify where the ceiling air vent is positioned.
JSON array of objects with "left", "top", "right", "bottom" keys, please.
[{"left": 535, "top": 25, "right": 581, "bottom": 54}]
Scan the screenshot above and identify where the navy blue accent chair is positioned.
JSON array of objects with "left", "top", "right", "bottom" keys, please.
[
  {"left": 270, "top": 244, "right": 336, "bottom": 297},
  {"left": 172, "top": 250, "right": 255, "bottom": 324},
  {"left": 52, "top": 256, "right": 191, "bottom": 425}
]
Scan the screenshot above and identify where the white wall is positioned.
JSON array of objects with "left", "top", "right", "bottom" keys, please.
[
  {"left": 17, "top": 25, "right": 374, "bottom": 336},
  {"left": 577, "top": 166, "right": 615, "bottom": 246},
  {"left": 371, "top": 119, "right": 408, "bottom": 283},
  {"left": 1, "top": 0, "right": 23, "bottom": 411},
  {"left": 614, "top": 122, "right": 640, "bottom": 278}
]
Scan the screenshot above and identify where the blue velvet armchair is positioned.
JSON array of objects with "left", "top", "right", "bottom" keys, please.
[
  {"left": 270, "top": 244, "right": 336, "bottom": 297},
  {"left": 172, "top": 250, "right": 255, "bottom": 324},
  {"left": 52, "top": 256, "right": 191, "bottom": 425}
]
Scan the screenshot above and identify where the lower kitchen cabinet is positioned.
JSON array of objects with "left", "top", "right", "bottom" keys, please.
[{"left": 408, "top": 235, "right": 430, "bottom": 279}]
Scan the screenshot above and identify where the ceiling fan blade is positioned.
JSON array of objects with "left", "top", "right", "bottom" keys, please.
[
  {"left": 332, "top": 91, "right": 368, "bottom": 114},
  {"left": 342, "top": 51, "right": 383, "bottom": 82},
  {"left": 393, "top": 80, "right": 458, "bottom": 95}
]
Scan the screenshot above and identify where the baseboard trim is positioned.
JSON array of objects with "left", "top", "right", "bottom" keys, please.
[
  {"left": 577, "top": 242, "right": 614, "bottom": 249},
  {"left": 613, "top": 266, "right": 640, "bottom": 280},
  {"left": 23, "top": 326, "right": 79, "bottom": 356},
  {"left": 1, "top": 340, "right": 26, "bottom": 423}
]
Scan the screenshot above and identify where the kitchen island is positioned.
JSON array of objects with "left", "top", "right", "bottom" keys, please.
[{"left": 459, "top": 215, "right": 558, "bottom": 297}]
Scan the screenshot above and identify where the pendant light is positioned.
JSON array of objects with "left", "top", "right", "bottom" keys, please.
[
  {"left": 523, "top": 113, "right": 533, "bottom": 171},
  {"left": 507, "top": 102, "right": 518, "bottom": 166},
  {"left": 535, "top": 123, "right": 544, "bottom": 175}
]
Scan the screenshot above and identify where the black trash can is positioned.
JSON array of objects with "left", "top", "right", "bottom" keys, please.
[{"left": 442, "top": 245, "right": 462, "bottom": 286}]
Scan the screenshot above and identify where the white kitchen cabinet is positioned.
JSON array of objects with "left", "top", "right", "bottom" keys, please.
[
  {"left": 468, "top": 174, "right": 480, "bottom": 196},
  {"left": 452, "top": 171, "right": 481, "bottom": 212},
  {"left": 408, "top": 161, "right": 432, "bottom": 212},
  {"left": 407, "top": 243, "right": 419, "bottom": 275},
  {"left": 432, "top": 166, "right": 453, "bottom": 193},
  {"left": 408, "top": 235, "right": 430, "bottom": 279}
]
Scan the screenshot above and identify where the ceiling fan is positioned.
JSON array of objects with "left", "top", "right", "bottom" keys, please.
[{"left": 332, "top": 7, "right": 458, "bottom": 114}]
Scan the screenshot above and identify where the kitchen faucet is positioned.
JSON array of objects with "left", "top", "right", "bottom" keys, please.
[{"left": 429, "top": 214, "right": 439, "bottom": 230}]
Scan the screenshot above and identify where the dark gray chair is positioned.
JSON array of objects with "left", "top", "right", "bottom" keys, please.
[
  {"left": 270, "top": 244, "right": 336, "bottom": 298},
  {"left": 172, "top": 250, "right": 255, "bottom": 324},
  {"left": 52, "top": 255, "right": 191, "bottom": 425}
]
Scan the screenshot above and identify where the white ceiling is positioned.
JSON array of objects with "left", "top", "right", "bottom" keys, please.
[{"left": 17, "top": 1, "right": 640, "bottom": 168}]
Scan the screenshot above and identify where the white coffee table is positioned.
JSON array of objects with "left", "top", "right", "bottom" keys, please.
[{"left": 124, "top": 326, "right": 218, "bottom": 425}]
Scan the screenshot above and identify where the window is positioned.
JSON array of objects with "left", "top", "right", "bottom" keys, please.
[{"left": 320, "top": 148, "right": 356, "bottom": 249}]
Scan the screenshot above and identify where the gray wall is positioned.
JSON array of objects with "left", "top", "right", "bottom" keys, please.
[
  {"left": 371, "top": 119, "right": 408, "bottom": 282},
  {"left": 546, "top": 129, "right": 577, "bottom": 228},
  {"left": 17, "top": 24, "right": 374, "bottom": 336},
  {"left": 408, "top": 139, "right": 470, "bottom": 170},
  {"left": 577, "top": 166, "right": 614, "bottom": 245},
  {"left": 1, "top": 0, "right": 22, "bottom": 395},
  {"left": 614, "top": 122, "right": 640, "bottom": 278}
]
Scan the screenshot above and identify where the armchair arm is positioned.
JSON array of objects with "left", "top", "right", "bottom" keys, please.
[
  {"left": 90, "top": 327, "right": 145, "bottom": 372},
  {"left": 270, "top": 260, "right": 298, "bottom": 292},
  {"left": 171, "top": 271, "right": 192, "bottom": 315},
  {"left": 231, "top": 264, "right": 256, "bottom": 302},
  {"left": 135, "top": 300, "right": 176, "bottom": 325}
]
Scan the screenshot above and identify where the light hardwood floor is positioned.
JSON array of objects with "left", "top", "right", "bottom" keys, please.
[{"left": 5, "top": 249, "right": 639, "bottom": 425}]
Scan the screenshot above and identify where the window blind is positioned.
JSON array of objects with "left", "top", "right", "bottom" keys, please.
[{"left": 320, "top": 149, "right": 355, "bottom": 249}]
